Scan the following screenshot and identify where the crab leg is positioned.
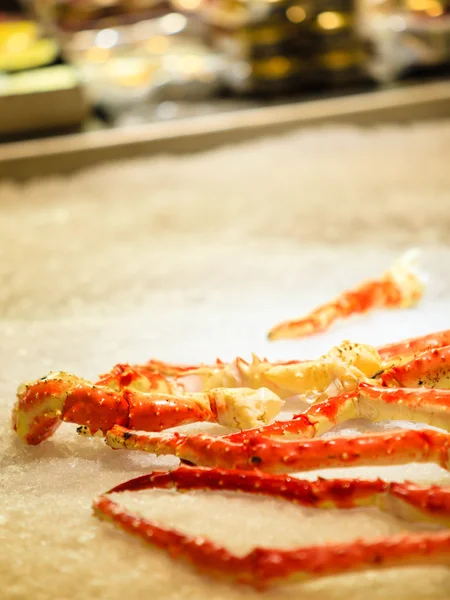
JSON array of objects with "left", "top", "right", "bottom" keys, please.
[
  {"left": 12, "top": 372, "right": 212, "bottom": 445},
  {"left": 106, "top": 425, "right": 450, "bottom": 473},
  {"left": 381, "top": 346, "right": 450, "bottom": 389},
  {"left": 377, "top": 329, "right": 450, "bottom": 365},
  {"left": 141, "top": 355, "right": 307, "bottom": 396},
  {"left": 13, "top": 330, "right": 450, "bottom": 444},
  {"left": 244, "top": 429, "right": 450, "bottom": 473},
  {"left": 107, "top": 425, "right": 251, "bottom": 469},
  {"left": 226, "top": 382, "right": 450, "bottom": 441},
  {"left": 93, "top": 466, "right": 450, "bottom": 588},
  {"left": 98, "top": 330, "right": 450, "bottom": 403},
  {"left": 268, "top": 250, "right": 424, "bottom": 340},
  {"left": 107, "top": 341, "right": 381, "bottom": 401},
  {"left": 105, "top": 382, "right": 450, "bottom": 470},
  {"left": 13, "top": 372, "right": 283, "bottom": 445}
]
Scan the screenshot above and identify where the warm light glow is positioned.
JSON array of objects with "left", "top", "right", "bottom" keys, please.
[
  {"left": 286, "top": 6, "right": 307, "bottom": 24},
  {"left": 426, "top": 0, "right": 444, "bottom": 16},
  {"left": 145, "top": 35, "right": 170, "bottom": 54},
  {"left": 160, "top": 13, "right": 187, "bottom": 35},
  {"left": 407, "top": 0, "right": 430, "bottom": 9},
  {"left": 407, "top": 0, "right": 444, "bottom": 12},
  {"left": 316, "top": 11, "right": 345, "bottom": 30},
  {"left": 95, "top": 28, "right": 118, "bottom": 49},
  {"left": 182, "top": 54, "right": 204, "bottom": 75},
  {"left": 107, "top": 58, "right": 158, "bottom": 87},
  {"left": 255, "top": 56, "right": 292, "bottom": 78}
]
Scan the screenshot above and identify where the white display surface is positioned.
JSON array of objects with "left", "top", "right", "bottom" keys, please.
[{"left": 1, "top": 123, "right": 450, "bottom": 599}]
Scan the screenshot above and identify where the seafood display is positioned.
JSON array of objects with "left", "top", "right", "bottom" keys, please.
[
  {"left": 12, "top": 328, "right": 450, "bottom": 588},
  {"left": 268, "top": 250, "right": 424, "bottom": 340},
  {"left": 13, "top": 329, "right": 450, "bottom": 445}
]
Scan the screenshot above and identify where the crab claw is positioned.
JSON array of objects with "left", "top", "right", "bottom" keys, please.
[
  {"left": 13, "top": 372, "right": 129, "bottom": 445},
  {"left": 13, "top": 369, "right": 285, "bottom": 446}
]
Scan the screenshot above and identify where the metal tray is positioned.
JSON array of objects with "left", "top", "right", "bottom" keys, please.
[{"left": 0, "top": 78, "right": 449, "bottom": 181}]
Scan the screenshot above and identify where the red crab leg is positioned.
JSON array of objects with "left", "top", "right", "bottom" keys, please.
[
  {"left": 377, "top": 329, "right": 450, "bottom": 364},
  {"left": 267, "top": 252, "right": 423, "bottom": 340},
  {"left": 226, "top": 382, "right": 450, "bottom": 442},
  {"left": 13, "top": 373, "right": 215, "bottom": 445},
  {"left": 93, "top": 466, "right": 450, "bottom": 588},
  {"left": 105, "top": 382, "right": 450, "bottom": 469},
  {"left": 242, "top": 428, "right": 450, "bottom": 473},
  {"left": 106, "top": 425, "right": 450, "bottom": 473},
  {"left": 381, "top": 345, "right": 450, "bottom": 388}
]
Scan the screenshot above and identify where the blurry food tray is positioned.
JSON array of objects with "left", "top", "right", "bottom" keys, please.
[
  {"left": 0, "top": 77, "right": 449, "bottom": 181},
  {"left": 0, "top": 66, "right": 88, "bottom": 139}
]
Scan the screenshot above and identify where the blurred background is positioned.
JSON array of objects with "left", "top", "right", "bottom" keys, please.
[{"left": 0, "top": 0, "right": 449, "bottom": 148}]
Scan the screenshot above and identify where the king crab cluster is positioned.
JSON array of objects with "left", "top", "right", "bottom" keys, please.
[
  {"left": 11, "top": 254, "right": 450, "bottom": 589},
  {"left": 12, "top": 328, "right": 450, "bottom": 588}
]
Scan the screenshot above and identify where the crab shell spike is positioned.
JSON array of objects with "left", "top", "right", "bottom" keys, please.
[
  {"left": 267, "top": 250, "right": 425, "bottom": 341},
  {"left": 218, "top": 356, "right": 307, "bottom": 397},
  {"left": 93, "top": 466, "right": 450, "bottom": 589},
  {"left": 140, "top": 355, "right": 306, "bottom": 396}
]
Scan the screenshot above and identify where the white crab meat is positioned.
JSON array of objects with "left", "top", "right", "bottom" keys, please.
[
  {"left": 209, "top": 387, "right": 284, "bottom": 429},
  {"left": 263, "top": 341, "right": 383, "bottom": 402}
]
